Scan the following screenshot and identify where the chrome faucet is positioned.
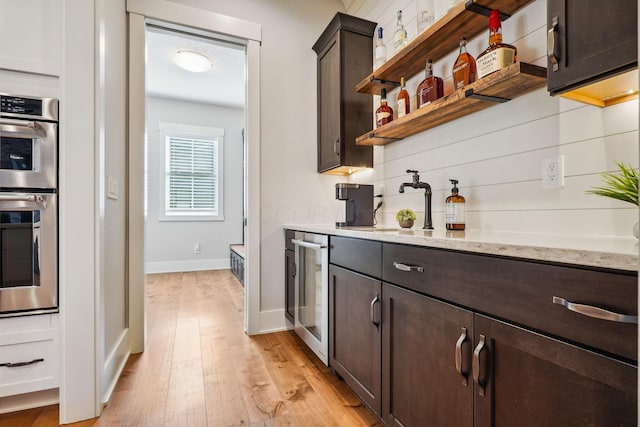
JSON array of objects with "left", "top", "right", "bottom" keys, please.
[{"left": 398, "top": 169, "right": 433, "bottom": 230}]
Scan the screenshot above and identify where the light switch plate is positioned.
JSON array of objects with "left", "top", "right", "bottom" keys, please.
[{"left": 107, "top": 175, "right": 118, "bottom": 200}]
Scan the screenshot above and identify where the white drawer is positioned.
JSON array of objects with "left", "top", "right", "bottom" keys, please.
[{"left": 0, "top": 328, "right": 58, "bottom": 397}]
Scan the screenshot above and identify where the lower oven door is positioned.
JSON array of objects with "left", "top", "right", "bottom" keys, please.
[
  {"left": 0, "top": 192, "right": 57, "bottom": 317},
  {"left": 292, "top": 232, "right": 329, "bottom": 365}
]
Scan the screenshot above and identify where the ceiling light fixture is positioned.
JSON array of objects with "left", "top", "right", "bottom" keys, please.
[{"left": 172, "top": 49, "right": 212, "bottom": 73}]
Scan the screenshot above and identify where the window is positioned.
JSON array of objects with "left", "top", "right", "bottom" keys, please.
[{"left": 159, "top": 123, "right": 224, "bottom": 221}]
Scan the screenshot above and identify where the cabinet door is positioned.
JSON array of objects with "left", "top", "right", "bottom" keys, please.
[
  {"left": 329, "top": 265, "right": 381, "bottom": 414},
  {"left": 382, "top": 283, "right": 473, "bottom": 427},
  {"left": 285, "top": 249, "right": 295, "bottom": 323},
  {"left": 547, "top": 0, "right": 637, "bottom": 94},
  {"left": 317, "top": 33, "right": 342, "bottom": 173},
  {"left": 474, "top": 314, "right": 637, "bottom": 426}
]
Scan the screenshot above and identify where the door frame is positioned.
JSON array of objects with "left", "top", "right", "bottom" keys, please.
[{"left": 126, "top": 0, "right": 262, "bottom": 351}]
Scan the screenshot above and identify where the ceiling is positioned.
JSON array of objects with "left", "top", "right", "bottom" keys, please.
[{"left": 146, "top": 26, "right": 246, "bottom": 108}]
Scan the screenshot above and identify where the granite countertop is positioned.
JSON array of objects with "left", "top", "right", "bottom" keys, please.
[{"left": 283, "top": 224, "right": 639, "bottom": 272}]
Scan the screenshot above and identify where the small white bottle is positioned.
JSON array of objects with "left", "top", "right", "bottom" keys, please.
[
  {"left": 374, "top": 27, "right": 387, "bottom": 70},
  {"left": 445, "top": 179, "right": 465, "bottom": 230}
]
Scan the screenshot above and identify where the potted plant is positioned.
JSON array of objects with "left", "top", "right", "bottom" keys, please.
[
  {"left": 586, "top": 162, "right": 639, "bottom": 236},
  {"left": 396, "top": 208, "right": 416, "bottom": 228}
]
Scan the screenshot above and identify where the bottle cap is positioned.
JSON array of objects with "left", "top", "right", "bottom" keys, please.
[
  {"left": 381, "top": 88, "right": 387, "bottom": 98},
  {"left": 489, "top": 9, "right": 501, "bottom": 30},
  {"left": 400, "top": 77, "right": 406, "bottom": 86},
  {"left": 378, "top": 27, "right": 383, "bottom": 38}
]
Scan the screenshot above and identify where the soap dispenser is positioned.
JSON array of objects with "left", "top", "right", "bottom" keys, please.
[{"left": 446, "top": 179, "right": 465, "bottom": 230}]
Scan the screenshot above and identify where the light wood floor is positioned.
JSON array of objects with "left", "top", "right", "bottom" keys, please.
[{"left": 0, "top": 270, "right": 380, "bottom": 426}]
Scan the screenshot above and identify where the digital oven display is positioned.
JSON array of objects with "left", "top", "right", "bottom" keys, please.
[{"left": 1, "top": 96, "right": 42, "bottom": 116}]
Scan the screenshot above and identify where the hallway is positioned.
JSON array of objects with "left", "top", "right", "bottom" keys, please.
[{"left": 0, "top": 270, "right": 379, "bottom": 426}]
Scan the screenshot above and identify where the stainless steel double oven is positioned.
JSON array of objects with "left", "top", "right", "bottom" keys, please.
[{"left": 0, "top": 94, "right": 58, "bottom": 317}]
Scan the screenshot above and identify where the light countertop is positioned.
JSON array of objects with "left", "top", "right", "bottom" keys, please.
[{"left": 283, "top": 224, "right": 639, "bottom": 272}]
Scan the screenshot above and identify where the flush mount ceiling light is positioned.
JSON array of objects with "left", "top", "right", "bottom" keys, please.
[{"left": 172, "top": 49, "right": 212, "bottom": 73}]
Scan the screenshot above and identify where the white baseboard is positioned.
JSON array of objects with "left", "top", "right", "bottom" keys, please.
[
  {"left": 145, "top": 258, "right": 230, "bottom": 274},
  {"left": 0, "top": 388, "right": 58, "bottom": 414},
  {"left": 101, "top": 329, "right": 130, "bottom": 405},
  {"left": 256, "top": 309, "right": 288, "bottom": 334}
]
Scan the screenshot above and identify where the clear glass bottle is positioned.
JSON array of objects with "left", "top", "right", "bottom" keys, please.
[
  {"left": 452, "top": 37, "right": 477, "bottom": 89},
  {"left": 416, "top": 59, "right": 444, "bottom": 108},
  {"left": 476, "top": 9, "right": 517, "bottom": 79},
  {"left": 396, "top": 77, "right": 410, "bottom": 118},
  {"left": 393, "top": 10, "right": 408, "bottom": 53},
  {"left": 374, "top": 27, "right": 387, "bottom": 70},
  {"left": 445, "top": 179, "right": 465, "bottom": 230},
  {"left": 375, "top": 88, "right": 394, "bottom": 128},
  {"left": 416, "top": 0, "right": 435, "bottom": 34}
]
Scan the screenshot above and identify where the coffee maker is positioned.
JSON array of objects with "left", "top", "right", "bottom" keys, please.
[{"left": 335, "top": 183, "right": 373, "bottom": 227}]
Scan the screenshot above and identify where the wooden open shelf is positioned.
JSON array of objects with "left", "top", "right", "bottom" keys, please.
[
  {"left": 356, "top": 0, "right": 537, "bottom": 95},
  {"left": 356, "top": 62, "right": 547, "bottom": 146}
]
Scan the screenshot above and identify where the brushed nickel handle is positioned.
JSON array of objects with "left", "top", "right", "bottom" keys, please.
[
  {"left": 0, "top": 194, "right": 47, "bottom": 208},
  {"left": 547, "top": 16, "right": 559, "bottom": 71},
  {"left": 0, "top": 119, "right": 46, "bottom": 138},
  {"left": 553, "top": 296, "right": 638, "bottom": 324},
  {"left": 455, "top": 327, "right": 469, "bottom": 386},
  {"left": 472, "top": 334, "right": 487, "bottom": 397},
  {"left": 393, "top": 262, "right": 424, "bottom": 273},
  {"left": 291, "top": 239, "right": 326, "bottom": 250},
  {"left": 1, "top": 358, "right": 44, "bottom": 368},
  {"left": 334, "top": 139, "right": 340, "bottom": 155},
  {"left": 370, "top": 293, "right": 380, "bottom": 328}
]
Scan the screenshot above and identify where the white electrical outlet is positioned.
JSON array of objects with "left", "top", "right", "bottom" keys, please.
[
  {"left": 193, "top": 243, "right": 201, "bottom": 254},
  {"left": 542, "top": 155, "right": 565, "bottom": 188}
]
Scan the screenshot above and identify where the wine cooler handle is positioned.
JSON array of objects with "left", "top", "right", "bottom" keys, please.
[
  {"left": 553, "top": 296, "right": 638, "bottom": 324},
  {"left": 370, "top": 293, "right": 380, "bottom": 328},
  {"left": 1, "top": 358, "right": 44, "bottom": 368},
  {"left": 472, "top": 334, "right": 487, "bottom": 397},
  {"left": 547, "top": 16, "right": 560, "bottom": 72},
  {"left": 393, "top": 262, "right": 424, "bottom": 273},
  {"left": 455, "top": 327, "right": 469, "bottom": 386}
]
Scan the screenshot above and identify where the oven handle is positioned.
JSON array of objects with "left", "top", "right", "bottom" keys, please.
[
  {"left": 0, "top": 194, "right": 47, "bottom": 208},
  {"left": 291, "top": 239, "right": 327, "bottom": 250},
  {"left": 0, "top": 119, "right": 46, "bottom": 138}
]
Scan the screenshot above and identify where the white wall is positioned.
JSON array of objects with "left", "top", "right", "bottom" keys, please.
[
  {"left": 145, "top": 96, "right": 244, "bottom": 272},
  {"left": 349, "top": 0, "right": 639, "bottom": 238}
]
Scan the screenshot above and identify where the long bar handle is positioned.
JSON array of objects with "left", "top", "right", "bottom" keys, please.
[
  {"left": 393, "top": 262, "right": 424, "bottom": 273},
  {"left": 0, "top": 119, "right": 46, "bottom": 138},
  {"left": 472, "top": 334, "right": 487, "bottom": 397},
  {"left": 370, "top": 293, "right": 380, "bottom": 328},
  {"left": 553, "top": 296, "right": 638, "bottom": 324},
  {"left": 1, "top": 358, "right": 44, "bottom": 368},
  {"left": 455, "top": 327, "right": 469, "bottom": 386},
  {"left": 0, "top": 194, "right": 46, "bottom": 207},
  {"left": 547, "top": 16, "right": 559, "bottom": 71},
  {"left": 291, "top": 239, "right": 326, "bottom": 250}
]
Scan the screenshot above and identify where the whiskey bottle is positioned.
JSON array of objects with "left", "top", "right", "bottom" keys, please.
[
  {"left": 452, "top": 37, "right": 477, "bottom": 89},
  {"left": 476, "top": 9, "right": 517, "bottom": 79},
  {"left": 374, "top": 27, "right": 387, "bottom": 70},
  {"left": 396, "top": 77, "right": 410, "bottom": 118},
  {"left": 393, "top": 10, "right": 408, "bottom": 53},
  {"left": 416, "top": 59, "right": 444, "bottom": 108},
  {"left": 376, "top": 88, "right": 393, "bottom": 128}
]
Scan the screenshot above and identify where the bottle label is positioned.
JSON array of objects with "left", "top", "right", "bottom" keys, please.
[
  {"left": 376, "top": 111, "right": 391, "bottom": 122},
  {"left": 397, "top": 99, "right": 407, "bottom": 118},
  {"left": 375, "top": 46, "right": 387, "bottom": 64},
  {"left": 476, "top": 48, "right": 515, "bottom": 79},
  {"left": 445, "top": 202, "right": 465, "bottom": 224}
]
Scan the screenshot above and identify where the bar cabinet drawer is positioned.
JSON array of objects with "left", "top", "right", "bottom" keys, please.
[{"left": 330, "top": 236, "right": 382, "bottom": 278}]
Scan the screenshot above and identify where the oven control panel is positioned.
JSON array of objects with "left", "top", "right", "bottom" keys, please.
[{"left": 1, "top": 96, "right": 42, "bottom": 116}]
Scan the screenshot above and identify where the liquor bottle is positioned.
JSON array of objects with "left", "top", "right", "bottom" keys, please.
[
  {"left": 374, "top": 27, "right": 387, "bottom": 70},
  {"left": 476, "top": 9, "right": 517, "bottom": 79},
  {"left": 452, "top": 37, "right": 477, "bottom": 90},
  {"left": 445, "top": 179, "right": 465, "bottom": 230},
  {"left": 397, "top": 77, "right": 410, "bottom": 118},
  {"left": 393, "top": 10, "right": 408, "bottom": 53},
  {"left": 375, "top": 88, "right": 393, "bottom": 128},
  {"left": 416, "top": 59, "right": 444, "bottom": 108},
  {"left": 416, "top": 0, "right": 435, "bottom": 34}
]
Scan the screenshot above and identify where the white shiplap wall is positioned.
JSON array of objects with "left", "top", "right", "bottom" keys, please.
[{"left": 348, "top": 0, "right": 639, "bottom": 238}]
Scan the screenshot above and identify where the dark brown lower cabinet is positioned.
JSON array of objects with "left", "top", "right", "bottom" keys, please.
[
  {"left": 285, "top": 248, "right": 295, "bottom": 323},
  {"left": 382, "top": 283, "right": 473, "bottom": 427},
  {"left": 329, "top": 265, "right": 382, "bottom": 415},
  {"left": 474, "top": 314, "right": 637, "bottom": 427}
]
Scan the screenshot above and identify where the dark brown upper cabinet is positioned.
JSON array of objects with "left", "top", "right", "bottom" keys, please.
[
  {"left": 313, "top": 13, "right": 375, "bottom": 175},
  {"left": 547, "top": 0, "right": 638, "bottom": 107}
]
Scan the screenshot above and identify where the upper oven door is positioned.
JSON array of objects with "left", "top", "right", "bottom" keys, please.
[
  {"left": 0, "top": 119, "right": 57, "bottom": 190},
  {"left": 0, "top": 193, "right": 57, "bottom": 316}
]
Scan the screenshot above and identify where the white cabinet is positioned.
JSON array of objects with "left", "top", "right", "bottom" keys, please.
[
  {"left": 0, "top": 314, "right": 59, "bottom": 397},
  {"left": 0, "top": 0, "right": 61, "bottom": 76}
]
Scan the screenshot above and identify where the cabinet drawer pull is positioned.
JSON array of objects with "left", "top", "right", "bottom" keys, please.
[
  {"left": 552, "top": 296, "right": 638, "bottom": 324},
  {"left": 370, "top": 293, "right": 380, "bottom": 328},
  {"left": 1, "top": 358, "right": 44, "bottom": 368},
  {"left": 455, "top": 327, "right": 469, "bottom": 386},
  {"left": 472, "top": 335, "right": 487, "bottom": 397},
  {"left": 393, "top": 262, "right": 424, "bottom": 273},
  {"left": 547, "top": 15, "right": 560, "bottom": 71}
]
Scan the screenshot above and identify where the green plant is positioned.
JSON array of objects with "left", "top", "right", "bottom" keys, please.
[
  {"left": 396, "top": 208, "right": 416, "bottom": 221},
  {"left": 586, "top": 162, "right": 639, "bottom": 206}
]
